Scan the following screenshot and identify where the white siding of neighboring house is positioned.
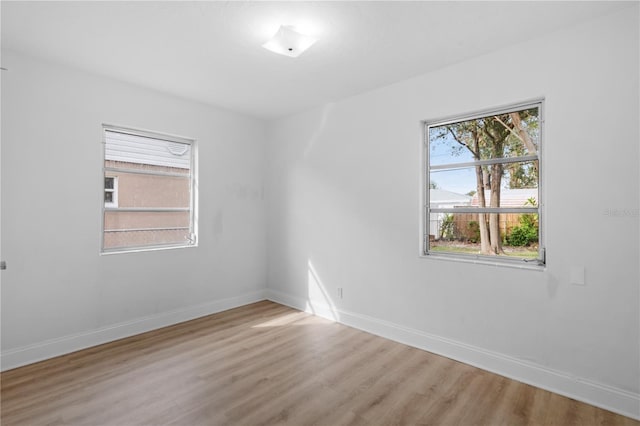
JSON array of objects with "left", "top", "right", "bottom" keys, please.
[
  {"left": 470, "top": 188, "right": 538, "bottom": 207},
  {"left": 429, "top": 189, "right": 472, "bottom": 237},
  {"left": 105, "top": 129, "right": 191, "bottom": 169}
]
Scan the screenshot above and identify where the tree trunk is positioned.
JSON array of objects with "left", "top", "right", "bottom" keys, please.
[
  {"left": 482, "top": 167, "right": 491, "bottom": 190},
  {"left": 475, "top": 165, "right": 491, "bottom": 254},
  {"left": 489, "top": 163, "right": 504, "bottom": 254},
  {"left": 488, "top": 163, "right": 504, "bottom": 254},
  {"left": 509, "top": 112, "right": 537, "bottom": 154}
]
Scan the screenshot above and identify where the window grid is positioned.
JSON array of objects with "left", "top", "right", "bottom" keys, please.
[
  {"left": 101, "top": 125, "right": 197, "bottom": 254},
  {"left": 104, "top": 177, "right": 118, "bottom": 207},
  {"left": 422, "top": 100, "right": 544, "bottom": 267}
]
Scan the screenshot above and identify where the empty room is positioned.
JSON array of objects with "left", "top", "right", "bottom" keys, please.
[{"left": 1, "top": 1, "right": 639, "bottom": 425}]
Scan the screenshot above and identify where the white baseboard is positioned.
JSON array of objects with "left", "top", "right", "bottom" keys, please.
[
  {"left": 266, "top": 288, "right": 640, "bottom": 421},
  {"left": 1, "top": 289, "right": 268, "bottom": 372}
]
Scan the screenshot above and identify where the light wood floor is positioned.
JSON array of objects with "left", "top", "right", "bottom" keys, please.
[{"left": 1, "top": 301, "right": 637, "bottom": 426}]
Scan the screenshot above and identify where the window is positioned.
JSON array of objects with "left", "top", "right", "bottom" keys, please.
[
  {"left": 422, "top": 101, "right": 544, "bottom": 267},
  {"left": 102, "top": 125, "right": 197, "bottom": 253},
  {"left": 104, "top": 176, "right": 118, "bottom": 207}
]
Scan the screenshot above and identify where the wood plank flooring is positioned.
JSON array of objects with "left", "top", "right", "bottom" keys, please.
[{"left": 1, "top": 301, "right": 637, "bottom": 425}]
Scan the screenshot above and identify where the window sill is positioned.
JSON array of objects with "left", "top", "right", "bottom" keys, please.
[
  {"left": 420, "top": 252, "right": 545, "bottom": 271},
  {"left": 101, "top": 243, "right": 198, "bottom": 256}
]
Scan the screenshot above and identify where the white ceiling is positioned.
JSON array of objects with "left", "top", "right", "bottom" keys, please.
[{"left": 1, "top": 1, "right": 631, "bottom": 119}]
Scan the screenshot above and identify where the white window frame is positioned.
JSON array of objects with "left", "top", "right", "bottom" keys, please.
[
  {"left": 104, "top": 176, "right": 118, "bottom": 208},
  {"left": 101, "top": 124, "right": 198, "bottom": 254},
  {"left": 420, "top": 100, "right": 545, "bottom": 269}
]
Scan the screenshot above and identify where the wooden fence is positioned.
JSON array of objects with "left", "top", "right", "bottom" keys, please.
[{"left": 450, "top": 213, "right": 527, "bottom": 241}]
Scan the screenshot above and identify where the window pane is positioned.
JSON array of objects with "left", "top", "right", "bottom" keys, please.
[
  {"left": 105, "top": 171, "right": 190, "bottom": 209},
  {"left": 428, "top": 212, "right": 539, "bottom": 259},
  {"left": 430, "top": 167, "right": 477, "bottom": 199},
  {"left": 430, "top": 161, "right": 538, "bottom": 208},
  {"left": 105, "top": 177, "right": 114, "bottom": 189},
  {"left": 429, "top": 107, "right": 539, "bottom": 166},
  {"left": 103, "top": 210, "right": 191, "bottom": 250},
  {"left": 105, "top": 192, "right": 114, "bottom": 203},
  {"left": 103, "top": 228, "right": 191, "bottom": 250},
  {"left": 105, "top": 131, "right": 191, "bottom": 171},
  {"left": 104, "top": 210, "right": 190, "bottom": 229},
  {"left": 503, "top": 160, "right": 538, "bottom": 191}
]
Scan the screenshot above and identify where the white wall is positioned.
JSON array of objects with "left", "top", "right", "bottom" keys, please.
[
  {"left": 1, "top": 50, "right": 267, "bottom": 368},
  {"left": 266, "top": 6, "right": 639, "bottom": 418}
]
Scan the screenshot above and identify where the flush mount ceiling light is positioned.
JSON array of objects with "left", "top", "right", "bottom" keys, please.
[{"left": 262, "top": 25, "right": 317, "bottom": 58}]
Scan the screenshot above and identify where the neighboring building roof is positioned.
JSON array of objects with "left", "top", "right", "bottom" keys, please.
[
  {"left": 105, "top": 130, "right": 191, "bottom": 169},
  {"left": 471, "top": 188, "right": 538, "bottom": 207},
  {"left": 430, "top": 189, "right": 472, "bottom": 205}
]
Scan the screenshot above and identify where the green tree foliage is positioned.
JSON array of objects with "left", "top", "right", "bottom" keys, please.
[
  {"left": 506, "top": 214, "right": 539, "bottom": 246},
  {"left": 506, "top": 198, "right": 539, "bottom": 246},
  {"left": 467, "top": 221, "right": 480, "bottom": 243},
  {"left": 439, "top": 214, "right": 455, "bottom": 240}
]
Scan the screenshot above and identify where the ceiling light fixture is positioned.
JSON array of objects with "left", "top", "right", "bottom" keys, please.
[{"left": 262, "top": 25, "right": 317, "bottom": 58}]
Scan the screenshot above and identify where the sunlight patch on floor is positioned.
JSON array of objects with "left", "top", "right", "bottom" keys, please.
[{"left": 251, "top": 311, "right": 307, "bottom": 328}]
